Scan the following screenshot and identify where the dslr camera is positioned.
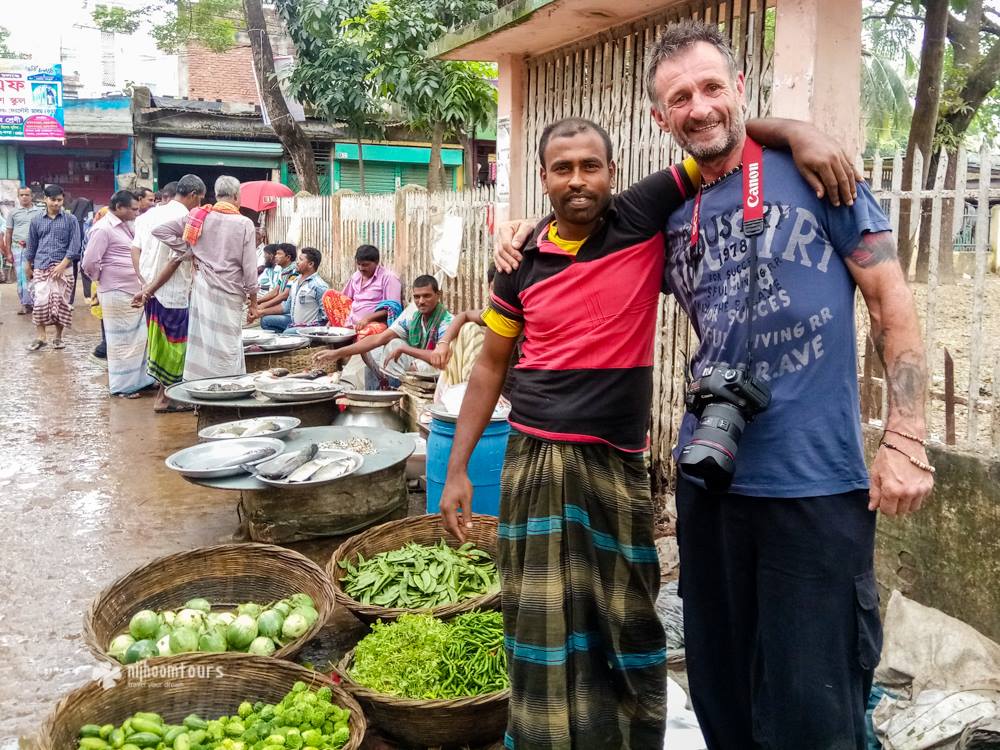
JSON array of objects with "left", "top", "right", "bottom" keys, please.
[{"left": 678, "top": 362, "right": 771, "bottom": 492}]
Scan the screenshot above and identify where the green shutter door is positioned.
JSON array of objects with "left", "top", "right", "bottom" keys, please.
[
  {"left": 339, "top": 161, "right": 397, "bottom": 193},
  {"left": 400, "top": 164, "right": 429, "bottom": 188}
]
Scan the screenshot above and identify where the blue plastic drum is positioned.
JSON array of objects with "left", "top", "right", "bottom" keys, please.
[{"left": 426, "top": 412, "right": 511, "bottom": 516}]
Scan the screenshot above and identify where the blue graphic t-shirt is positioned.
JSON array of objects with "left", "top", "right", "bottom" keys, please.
[{"left": 665, "top": 149, "right": 891, "bottom": 497}]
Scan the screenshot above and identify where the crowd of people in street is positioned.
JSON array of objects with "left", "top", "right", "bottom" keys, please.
[{"left": 1, "top": 172, "right": 479, "bottom": 412}]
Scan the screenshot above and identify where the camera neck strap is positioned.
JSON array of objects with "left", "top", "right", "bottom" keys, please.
[
  {"left": 686, "top": 135, "right": 766, "bottom": 376},
  {"left": 688, "top": 135, "right": 765, "bottom": 248}
]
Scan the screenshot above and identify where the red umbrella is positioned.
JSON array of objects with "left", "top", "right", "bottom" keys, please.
[{"left": 238, "top": 180, "right": 295, "bottom": 212}]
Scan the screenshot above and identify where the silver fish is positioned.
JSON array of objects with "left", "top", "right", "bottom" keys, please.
[
  {"left": 187, "top": 447, "right": 273, "bottom": 471},
  {"left": 252, "top": 444, "right": 319, "bottom": 479},
  {"left": 309, "top": 457, "right": 357, "bottom": 482},
  {"left": 286, "top": 456, "right": 336, "bottom": 483},
  {"left": 242, "top": 420, "right": 281, "bottom": 437}
]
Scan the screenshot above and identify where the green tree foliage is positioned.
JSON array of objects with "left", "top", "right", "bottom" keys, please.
[
  {"left": 0, "top": 26, "right": 29, "bottom": 59},
  {"left": 278, "top": 0, "right": 497, "bottom": 192},
  {"left": 91, "top": 0, "right": 320, "bottom": 193}
]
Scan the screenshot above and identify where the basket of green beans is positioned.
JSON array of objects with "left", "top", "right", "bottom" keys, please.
[
  {"left": 327, "top": 514, "right": 501, "bottom": 623},
  {"left": 332, "top": 611, "right": 510, "bottom": 748}
]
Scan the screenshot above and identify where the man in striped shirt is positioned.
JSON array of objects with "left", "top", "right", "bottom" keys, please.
[{"left": 440, "top": 110, "right": 860, "bottom": 748}]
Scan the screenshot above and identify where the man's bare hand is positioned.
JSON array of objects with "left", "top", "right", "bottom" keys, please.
[
  {"left": 429, "top": 341, "right": 452, "bottom": 370},
  {"left": 439, "top": 470, "right": 474, "bottom": 542},
  {"left": 493, "top": 219, "right": 538, "bottom": 273},
  {"left": 313, "top": 349, "right": 346, "bottom": 368},
  {"left": 787, "top": 123, "right": 864, "bottom": 207},
  {"left": 868, "top": 439, "right": 934, "bottom": 516}
]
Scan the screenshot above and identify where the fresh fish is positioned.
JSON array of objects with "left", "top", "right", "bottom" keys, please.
[
  {"left": 187, "top": 447, "right": 273, "bottom": 471},
  {"left": 287, "top": 456, "right": 336, "bottom": 482},
  {"left": 252, "top": 444, "right": 318, "bottom": 479},
  {"left": 242, "top": 420, "right": 281, "bottom": 437},
  {"left": 309, "top": 457, "right": 357, "bottom": 481}
]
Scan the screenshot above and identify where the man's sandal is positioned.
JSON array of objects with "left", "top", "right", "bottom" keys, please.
[{"left": 26, "top": 339, "right": 46, "bottom": 352}]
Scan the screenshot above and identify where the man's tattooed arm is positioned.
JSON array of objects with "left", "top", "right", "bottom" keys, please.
[{"left": 846, "top": 232, "right": 928, "bottom": 433}]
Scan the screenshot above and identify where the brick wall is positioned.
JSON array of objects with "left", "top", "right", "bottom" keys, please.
[{"left": 183, "top": 43, "right": 260, "bottom": 105}]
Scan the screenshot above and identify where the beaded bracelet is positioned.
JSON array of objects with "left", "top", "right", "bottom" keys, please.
[
  {"left": 883, "top": 427, "right": 928, "bottom": 446},
  {"left": 880, "top": 440, "right": 936, "bottom": 474}
]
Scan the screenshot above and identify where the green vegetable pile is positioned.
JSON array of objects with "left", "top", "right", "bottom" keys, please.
[
  {"left": 339, "top": 541, "right": 499, "bottom": 609},
  {"left": 75, "top": 682, "right": 352, "bottom": 750},
  {"left": 349, "top": 611, "right": 508, "bottom": 699},
  {"left": 107, "top": 594, "right": 319, "bottom": 664}
]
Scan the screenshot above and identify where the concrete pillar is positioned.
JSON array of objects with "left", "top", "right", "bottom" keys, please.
[
  {"left": 495, "top": 53, "right": 526, "bottom": 221},
  {"left": 771, "top": 0, "right": 863, "bottom": 159}
]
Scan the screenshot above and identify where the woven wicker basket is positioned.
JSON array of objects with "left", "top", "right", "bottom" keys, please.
[
  {"left": 327, "top": 514, "right": 500, "bottom": 623},
  {"left": 245, "top": 346, "right": 323, "bottom": 374},
  {"left": 37, "top": 653, "right": 365, "bottom": 750},
  {"left": 84, "top": 543, "right": 336, "bottom": 665},
  {"left": 333, "top": 650, "right": 508, "bottom": 748}
]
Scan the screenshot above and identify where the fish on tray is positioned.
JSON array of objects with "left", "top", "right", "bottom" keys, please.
[
  {"left": 287, "top": 368, "right": 328, "bottom": 380},
  {"left": 249, "top": 444, "right": 319, "bottom": 478},
  {"left": 185, "top": 447, "right": 274, "bottom": 471},
  {"left": 241, "top": 420, "right": 282, "bottom": 437},
  {"left": 285, "top": 454, "right": 358, "bottom": 483}
]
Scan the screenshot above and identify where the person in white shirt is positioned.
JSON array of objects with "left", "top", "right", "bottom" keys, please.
[{"left": 129, "top": 174, "right": 207, "bottom": 412}]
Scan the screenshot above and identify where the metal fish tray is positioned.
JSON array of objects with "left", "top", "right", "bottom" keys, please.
[{"left": 165, "top": 437, "right": 286, "bottom": 478}]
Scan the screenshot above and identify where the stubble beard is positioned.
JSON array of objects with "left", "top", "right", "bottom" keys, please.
[{"left": 676, "top": 107, "right": 746, "bottom": 164}]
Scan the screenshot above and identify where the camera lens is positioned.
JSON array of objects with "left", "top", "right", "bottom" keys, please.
[{"left": 678, "top": 402, "right": 747, "bottom": 492}]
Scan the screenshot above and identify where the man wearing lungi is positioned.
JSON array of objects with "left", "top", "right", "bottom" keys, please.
[
  {"left": 5, "top": 186, "right": 41, "bottom": 315},
  {"left": 26, "top": 184, "right": 80, "bottom": 352},
  {"left": 151, "top": 175, "right": 259, "bottom": 381},
  {"left": 132, "top": 173, "right": 206, "bottom": 411},
  {"left": 439, "top": 107, "right": 870, "bottom": 747}
]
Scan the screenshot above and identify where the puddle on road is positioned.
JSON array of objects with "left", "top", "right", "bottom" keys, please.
[{"left": 0, "top": 302, "right": 240, "bottom": 746}]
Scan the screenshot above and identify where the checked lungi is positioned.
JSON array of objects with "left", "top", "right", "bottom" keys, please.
[
  {"left": 183, "top": 273, "right": 246, "bottom": 381},
  {"left": 497, "top": 432, "right": 666, "bottom": 750},
  {"left": 31, "top": 267, "right": 73, "bottom": 328},
  {"left": 146, "top": 296, "right": 189, "bottom": 387}
]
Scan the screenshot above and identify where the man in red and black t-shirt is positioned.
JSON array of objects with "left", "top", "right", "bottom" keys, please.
[{"left": 439, "top": 114, "right": 862, "bottom": 749}]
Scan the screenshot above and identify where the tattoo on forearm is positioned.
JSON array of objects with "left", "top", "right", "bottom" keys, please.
[
  {"left": 848, "top": 232, "right": 897, "bottom": 268},
  {"left": 885, "top": 349, "right": 927, "bottom": 420}
]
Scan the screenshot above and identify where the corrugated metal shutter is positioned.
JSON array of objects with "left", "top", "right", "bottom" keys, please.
[
  {"left": 340, "top": 162, "right": 397, "bottom": 193},
  {"left": 400, "top": 164, "right": 457, "bottom": 189},
  {"left": 400, "top": 164, "right": 428, "bottom": 188}
]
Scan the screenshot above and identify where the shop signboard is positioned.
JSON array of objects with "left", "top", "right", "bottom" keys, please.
[{"left": 0, "top": 60, "right": 65, "bottom": 141}]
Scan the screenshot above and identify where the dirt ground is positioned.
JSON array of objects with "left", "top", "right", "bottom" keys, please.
[{"left": 861, "top": 273, "right": 1000, "bottom": 445}]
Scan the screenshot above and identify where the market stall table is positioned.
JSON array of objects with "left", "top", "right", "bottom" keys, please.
[
  {"left": 185, "top": 426, "right": 415, "bottom": 543},
  {"left": 165, "top": 379, "right": 342, "bottom": 433}
]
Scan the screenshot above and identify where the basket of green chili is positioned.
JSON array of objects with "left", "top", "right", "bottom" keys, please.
[
  {"left": 327, "top": 514, "right": 501, "bottom": 624},
  {"left": 332, "top": 611, "right": 510, "bottom": 748}
]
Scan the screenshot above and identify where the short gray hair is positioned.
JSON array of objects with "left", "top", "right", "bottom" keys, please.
[
  {"left": 214, "top": 175, "right": 240, "bottom": 200},
  {"left": 645, "top": 20, "right": 738, "bottom": 107},
  {"left": 176, "top": 174, "right": 206, "bottom": 198}
]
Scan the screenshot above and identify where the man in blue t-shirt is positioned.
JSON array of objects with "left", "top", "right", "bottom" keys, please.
[
  {"left": 647, "top": 22, "right": 933, "bottom": 750},
  {"left": 494, "top": 20, "right": 935, "bottom": 750}
]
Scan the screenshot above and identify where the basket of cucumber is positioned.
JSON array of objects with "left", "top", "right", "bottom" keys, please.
[
  {"left": 37, "top": 653, "right": 365, "bottom": 750},
  {"left": 84, "top": 543, "right": 336, "bottom": 666},
  {"left": 327, "top": 513, "right": 501, "bottom": 624}
]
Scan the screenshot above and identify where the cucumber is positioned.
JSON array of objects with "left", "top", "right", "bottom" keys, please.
[
  {"left": 126, "top": 732, "right": 161, "bottom": 748},
  {"left": 109, "top": 729, "right": 125, "bottom": 748},
  {"left": 99, "top": 725, "right": 115, "bottom": 740},
  {"left": 162, "top": 727, "right": 184, "bottom": 745},
  {"left": 79, "top": 726, "right": 103, "bottom": 739},
  {"left": 182, "top": 716, "right": 207, "bottom": 731},
  {"left": 173, "top": 733, "right": 191, "bottom": 750},
  {"left": 129, "top": 719, "right": 163, "bottom": 736},
  {"left": 187, "top": 730, "right": 207, "bottom": 745},
  {"left": 79, "top": 738, "right": 109, "bottom": 750},
  {"left": 121, "top": 745, "right": 141, "bottom": 750},
  {"left": 133, "top": 713, "right": 163, "bottom": 725}
]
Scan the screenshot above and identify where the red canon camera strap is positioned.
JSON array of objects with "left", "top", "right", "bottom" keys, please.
[{"left": 689, "top": 136, "right": 765, "bottom": 250}]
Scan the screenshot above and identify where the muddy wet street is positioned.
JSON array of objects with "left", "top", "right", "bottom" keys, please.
[
  {"left": 0, "top": 292, "right": 239, "bottom": 745},
  {"left": 0, "top": 293, "right": 375, "bottom": 748}
]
